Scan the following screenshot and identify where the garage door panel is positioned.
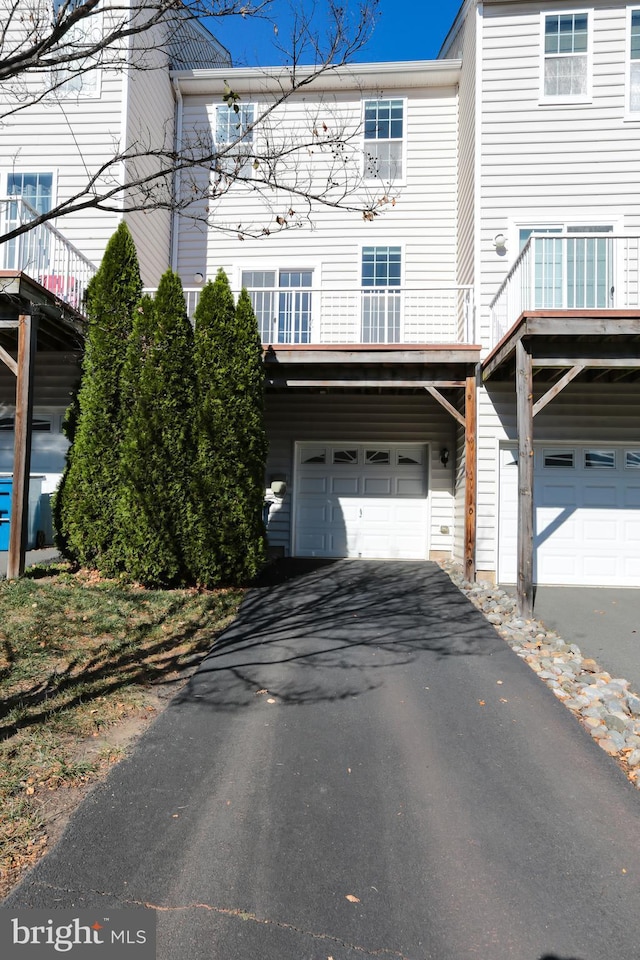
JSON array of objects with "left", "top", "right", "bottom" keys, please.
[
  {"left": 397, "top": 478, "right": 426, "bottom": 495},
  {"left": 539, "top": 484, "right": 577, "bottom": 507},
  {"left": 499, "top": 444, "right": 640, "bottom": 586},
  {"left": 624, "top": 487, "right": 640, "bottom": 507},
  {"left": 583, "top": 484, "right": 618, "bottom": 507},
  {"left": 294, "top": 442, "right": 429, "bottom": 560},
  {"left": 299, "top": 476, "right": 327, "bottom": 494}
]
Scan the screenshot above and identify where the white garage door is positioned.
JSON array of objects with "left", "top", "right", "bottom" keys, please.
[
  {"left": 294, "top": 442, "right": 429, "bottom": 559},
  {"left": 499, "top": 445, "right": 640, "bottom": 586}
]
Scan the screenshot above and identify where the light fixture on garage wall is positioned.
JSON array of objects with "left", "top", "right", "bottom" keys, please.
[
  {"left": 193, "top": 272, "right": 204, "bottom": 284},
  {"left": 270, "top": 475, "right": 287, "bottom": 499},
  {"left": 440, "top": 447, "right": 450, "bottom": 467}
]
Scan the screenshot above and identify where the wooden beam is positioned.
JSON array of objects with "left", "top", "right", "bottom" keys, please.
[
  {"left": 0, "top": 343, "right": 18, "bottom": 376},
  {"left": 424, "top": 386, "right": 466, "bottom": 427},
  {"left": 532, "top": 364, "right": 585, "bottom": 418},
  {"left": 516, "top": 340, "right": 534, "bottom": 619},
  {"left": 266, "top": 379, "right": 467, "bottom": 389},
  {"left": 464, "top": 375, "right": 477, "bottom": 582},
  {"left": 533, "top": 357, "right": 640, "bottom": 368},
  {"left": 7, "top": 314, "right": 37, "bottom": 580},
  {"left": 526, "top": 317, "right": 640, "bottom": 336}
]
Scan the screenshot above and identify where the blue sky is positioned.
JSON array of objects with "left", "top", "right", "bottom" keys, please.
[{"left": 210, "top": 1, "right": 463, "bottom": 67}]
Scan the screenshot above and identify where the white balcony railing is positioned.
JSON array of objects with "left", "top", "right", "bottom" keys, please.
[
  {"left": 0, "top": 197, "right": 97, "bottom": 313},
  {"left": 490, "top": 234, "right": 640, "bottom": 347},
  {"left": 171, "top": 284, "right": 475, "bottom": 345}
]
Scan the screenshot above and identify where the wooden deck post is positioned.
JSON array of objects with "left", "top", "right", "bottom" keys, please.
[
  {"left": 7, "top": 313, "right": 38, "bottom": 580},
  {"left": 464, "top": 374, "right": 477, "bottom": 581},
  {"left": 515, "top": 339, "right": 534, "bottom": 618}
]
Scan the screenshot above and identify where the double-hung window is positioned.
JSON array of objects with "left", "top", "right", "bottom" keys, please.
[
  {"left": 363, "top": 99, "right": 404, "bottom": 181},
  {"left": 361, "top": 246, "right": 401, "bottom": 343},
  {"left": 242, "top": 269, "right": 313, "bottom": 344},
  {"left": 52, "top": 0, "right": 102, "bottom": 98},
  {"left": 629, "top": 9, "right": 640, "bottom": 112},
  {"left": 215, "top": 104, "right": 255, "bottom": 176},
  {"left": 543, "top": 12, "right": 589, "bottom": 98}
]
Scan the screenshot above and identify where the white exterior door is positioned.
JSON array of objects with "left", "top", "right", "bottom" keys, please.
[
  {"left": 294, "top": 442, "right": 429, "bottom": 559},
  {"left": 498, "top": 445, "right": 640, "bottom": 586}
]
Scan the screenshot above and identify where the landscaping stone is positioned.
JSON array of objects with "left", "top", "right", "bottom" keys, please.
[{"left": 439, "top": 559, "right": 640, "bottom": 790}]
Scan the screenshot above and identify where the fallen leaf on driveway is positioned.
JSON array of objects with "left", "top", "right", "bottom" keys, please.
[
  {"left": 255, "top": 689, "right": 268, "bottom": 695},
  {"left": 478, "top": 700, "right": 486, "bottom": 706},
  {"left": 345, "top": 895, "right": 360, "bottom": 903},
  {"left": 267, "top": 698, "right": 277, "bottom": 704}
]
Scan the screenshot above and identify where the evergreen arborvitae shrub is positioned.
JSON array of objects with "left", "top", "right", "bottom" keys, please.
[
  {"left": 109, "top": 275, "right": 197, "bottom": 586},
  {"left": 193, "top": 270, "right": 268, "bottom": 585},
  {"left": 56, "top": 222, "right": 142, "bottom": 566}
]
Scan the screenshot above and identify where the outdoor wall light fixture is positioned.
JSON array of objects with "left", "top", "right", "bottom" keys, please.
[
  {"left": 493, "top": 233, "right": 507, "bottom": 254},
  {"left": 270, "top": 476, "right": 287, "bottom": 498},
  {"left": 440, "top": 447, "right": 450, "bottom": 467},
  {"left": 193, "top": 272, "right": 204, "bottom": 284}
]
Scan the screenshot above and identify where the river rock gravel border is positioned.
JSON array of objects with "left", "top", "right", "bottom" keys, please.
[{"left": 440, "top": 560, "right": 640, "bottom": 789}]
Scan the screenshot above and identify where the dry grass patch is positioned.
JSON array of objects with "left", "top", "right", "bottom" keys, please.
[{"left": 0, "top": 563, "right": 244, "bottom": 898}]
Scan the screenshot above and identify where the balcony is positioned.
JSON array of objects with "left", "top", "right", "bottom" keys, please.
[
  {"left": 490, "top": 233, "right": 640, "bottom": 346},
  {"left": 176, "top": 284, "right": 475, "bottom": 345},
  {"left": 0, "top": 197, "right": 97, "bottom": 314}
]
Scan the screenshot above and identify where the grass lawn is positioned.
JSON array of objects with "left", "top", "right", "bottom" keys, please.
[{"left": 0, "top": 563, "right": 244, "bottom": 899}]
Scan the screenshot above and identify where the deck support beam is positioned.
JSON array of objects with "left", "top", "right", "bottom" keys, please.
[
  {"left": 464, "top": 375, "right": 477, "bottom": 582},
  {"left": 516, "top": 340, "right": 534, "bottom": 618},
  {"left": 7, "top": 313, "right": 38, "bottom": 580}
]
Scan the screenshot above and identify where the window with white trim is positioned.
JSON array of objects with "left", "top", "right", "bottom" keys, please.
[
  {"left": 361, "top": 246, "right": 402, "bottom": 343},
  {"left": 543, "top": 11, "right": 589, "bottom": 98},
  {"left": 215, "top": 104, "right": 255, "bottom": 176},
  {"left": 363, "top": 99, "right": 404, "bottom": 181},
  {"left": 241, "top": 269, "right": 312, "bottom": 344},
  {"left": 52, "top": 3, "right": 102, "bottom": 98},
  {"left": 630, "top": 9, "right": 640, "bottom": 112},
  {"left": 3, "top": 172, "right": 54, "bottom": 271}
]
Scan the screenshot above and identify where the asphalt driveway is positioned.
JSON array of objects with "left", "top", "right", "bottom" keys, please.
[
  {"left": 532, "top": 587, "right": 640, "bottom": 694},
  {"left": 5, "top": 560, "right": 640, "bottom": 960}
]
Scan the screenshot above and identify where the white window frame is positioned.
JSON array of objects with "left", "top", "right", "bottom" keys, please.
[
  {"left": 51, "top": 5, "right": 103, "bottom": 100},
  {"left": 237, "top": 262, "right": 319, "bottom": 344},
  {"left": 213, "top": 103, "right": 255, "bottom": 177},
  {"left": 0, "top": 168, "right": 58, "bottom": 272},
  {"left": 539, "top": 9, "right": 592, "bottom": 104},
  {"left": 360, "top": 243, "right": 404, "bottom": 343},
  {"left": 627, "top": 7, "right": 640, "bottom": 117},
  {"left": 362, "top": 97, "right": 406, "bottom": 185}
]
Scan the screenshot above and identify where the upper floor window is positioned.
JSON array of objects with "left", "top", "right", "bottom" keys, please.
[
  {"left": 629, "top": 9, "right": 640, "bottom": 112},
  {"left": 363, "top": 99, "right": 404, "bottom": 181},
  {"left": 361, "top": 246, "right": 402, "bottom": 343},
  {"left": 215, "top": 104, "right": 255, "bottom": 176},
  {"left": 543, "top": 12, "right": 589, "bottom": 98},
  {"left": 2, "top": 172, "right": 54, "bottom": 271},
  {"left": 51, "top": 2, "right": 102, "bottom": 98}
]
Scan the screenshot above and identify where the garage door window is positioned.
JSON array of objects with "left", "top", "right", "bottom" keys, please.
[
  {"left": 366, "top": 449, "right": 391, "bottom": 464},
  {"left": 543, "top": 449, "right": 575, "bottom": 468},
  {"left": 625, "top": 450, "right": 640, "bottom": 468},
  {"left": 333, "top": 449, "right": 358, "bottom": 464},
  {"left": 584, "top": 449, "right": 615, "bottom": 469}
]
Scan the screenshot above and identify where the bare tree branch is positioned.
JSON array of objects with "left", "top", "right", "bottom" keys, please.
[{"left": 1, "top": 0, "right": 384, "bottom": 248}]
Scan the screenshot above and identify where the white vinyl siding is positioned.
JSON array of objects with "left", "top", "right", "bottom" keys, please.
[{"left": 177, "top": 84, "right": 458, "bottom": 300}]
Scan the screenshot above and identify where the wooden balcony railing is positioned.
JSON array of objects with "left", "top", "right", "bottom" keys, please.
[
  {"left": 0, "top": 198, "right": 97, "bottom": 313},
  {"left": 158, "top": 284, "right": 476, "bottom": 345},
  {"left": 490, "top": 234, "right": 640, "bottom": 346}
]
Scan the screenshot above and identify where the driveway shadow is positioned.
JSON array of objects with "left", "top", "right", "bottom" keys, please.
[{"left": 176, "top": 559, "right": 506, "bottom": 711}]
